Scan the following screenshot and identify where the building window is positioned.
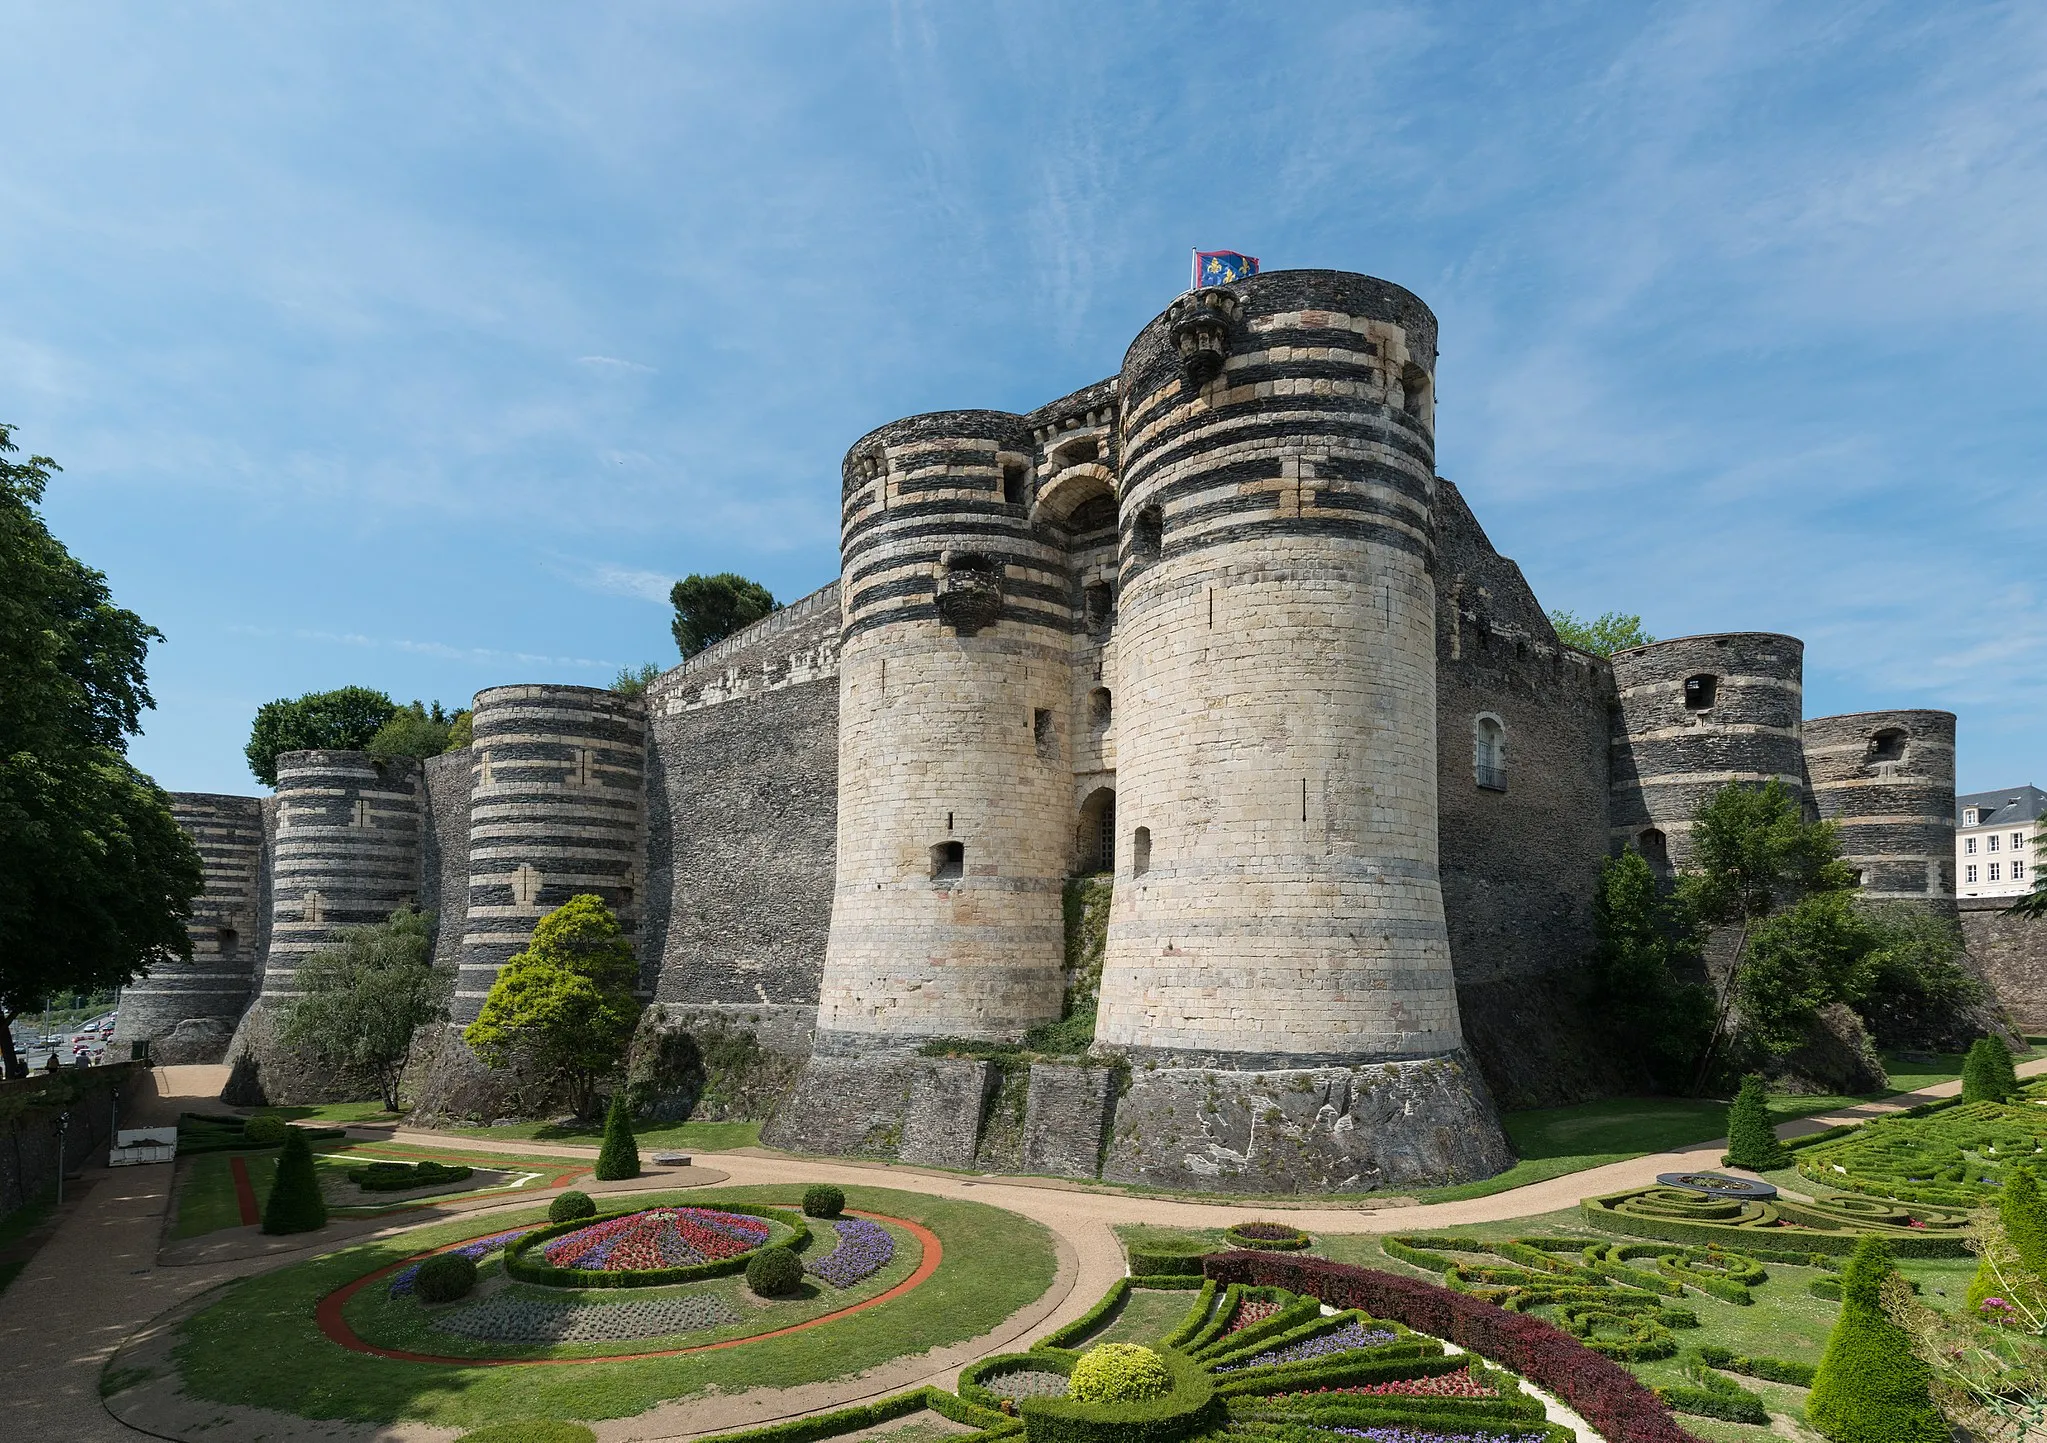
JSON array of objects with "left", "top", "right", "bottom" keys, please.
[
  {"left": 1083, "top": 581, "right": 1115, "bottom": 631},
  {"left": 1989, "top": 862, "right": 2002, "bottom": 882},
  {"left": 1002, "top": 461, "right": 1027, "bottom": 507},
  {"left": 1869, "top": 728, "right": 1906, "bottom": 762},
  {"left": 1088, "top": 687, "right": 1112, "bottom": 728},
  {"left": 1638, "top": 828, "right": 1670, "bottom": 874},
  {"left": 1683, "top": 674, "right": 1718, "bottom": 711},
  {"left": 930, "top": 841, "right": 964, "bottom": 883},
  {"left": 1473, "top": 715, "right": 1506, "bottom": 791},
  {"left": 1967, "top": 865, "right": 1979, "bottom": 883},
  {"left": 1966, "top": 837, "right": 1978, "bottom": 854},
  {"left": 2015, "top": 832, "right": 2027, "bottom": 851},
  {"left": 1964, "top": 808, "right": 1979, "bottom": 826},
  {"left": 2017, "top": 860, "right": 2029, "bottom": 881},
  {"left": 1989, "top": 834, "right": 2001, "bottom": 852},
  {"left": 1132, "top": 505, "right": 1164, "bottom": 561},
  {"left": 1132, "top": 825, "right": 1151, "bottom": 877}
]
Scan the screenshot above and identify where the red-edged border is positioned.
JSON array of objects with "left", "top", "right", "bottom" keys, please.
[
  {"left": 229, "top": 1155, "right": 260, "bottom": 1225},
  {"left": 314, "top": 1207, "right": 941, "bottom": 1366}
]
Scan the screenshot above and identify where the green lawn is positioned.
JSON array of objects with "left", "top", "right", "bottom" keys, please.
[
  {"left": 252, "top": 1100, "right": 406, "bottom": 1126},
  {"left": 422, "top": 1117, "right": 763, "bottom": 1152},
  {"left": 1079, "top": 1284, "right": 1206, "bottom": 1347},
  {"left": 159, "top": 1183, "right": 1058, "bottom": 1429},
  {"left": 174, "top": 1151, "right": 276, "bottom": 1238}
]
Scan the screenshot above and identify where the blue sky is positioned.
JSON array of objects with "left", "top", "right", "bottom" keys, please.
[{"left": 3, "top": 2, "right": 2042, "bottom": 796}]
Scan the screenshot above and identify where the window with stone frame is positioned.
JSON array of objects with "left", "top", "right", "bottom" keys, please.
[
  {"left": 1473, "top": 715, "right": 1507, "bottom": 791},
  {"left": 930, "top": 840, "right": 964, "bottom": 883}
]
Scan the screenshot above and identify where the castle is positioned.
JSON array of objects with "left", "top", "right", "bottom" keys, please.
[{"left": 122, "top": 269, "right": 2014, "bottom": 1194}]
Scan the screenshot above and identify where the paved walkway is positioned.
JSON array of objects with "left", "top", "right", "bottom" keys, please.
[{"left": 19, "top": 1059, "right": 2038, "bottom": 1442}]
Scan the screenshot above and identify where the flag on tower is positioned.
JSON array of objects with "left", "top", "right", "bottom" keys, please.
[{"left": 1192, "top": 250, "right": 1259, "bottom": 289}]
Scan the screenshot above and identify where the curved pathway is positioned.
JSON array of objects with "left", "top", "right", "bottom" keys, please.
[{"left": 18, "top": 1058, "right": 2037, "bottom": 1443}]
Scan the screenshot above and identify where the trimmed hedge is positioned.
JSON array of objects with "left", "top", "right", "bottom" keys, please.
[
  {"left": 1224, "top": 1220, "right": 1311, "bottom": 1251},
  {"left": 689, "top": 1386, "right": 936, "bottom": 1443},
  {"left": 802, "top": 1184, "right": 845, "bottom": 1218},
  {"left": 243, "top": 1115, "right": 290, "bottom": 1146},
  {"left": 960, "top": 1350, "right": 1076, "bottom": 1411},
  {"left": 503, "top": 1204, "right": 807, "bottom": 1289},
  {"left": 458, "top": 1423, "right": 596, "bottom": 1443},
  {"left": 1125, "top": 1239, "right": 1213, "bottom": 1277},
  {"left": 348, "top": 1159, "right": 473, "bottom": 1192},
  {"left": 548, "top": 1189, "right": 596, "bottom": 1223},
  {"left": 1581, "top": 1186, "right": 1971, "bottom": 1258},
  {"left": 1159, "top": 1280, "right": 1217, "bottom": 1349},
  {"left": 1018, "top": 1345, "right": 1220, "bottom": 1443},
  {"left": 1691, "top": 1344, "right": 1817, "bottom": 1387},
  {"left": 593, "top": 1094, "right": 640, "bottom": 1181},
  {"left": 1792, "top": 1098, "right": 2047, "bottom": 1209},
  {"left": 1204, "top": 1250, "right": 1700, "bottom": 1443},
  {"left": 1128, "top": 1273, "right": 1205, "bottom": 1290},
  {"left": 1658, "top": 1366, "right": 1768, "bottom": 1425},
  {"left": 1036, "top": 1277, "right": 1130, "bottom": 1351},
  {"left": 416, "top": 1252, "right": 478, "bottom": 1303},
  {"left": 746, "top": 1246, "right": 804, "bottom": 1297}
]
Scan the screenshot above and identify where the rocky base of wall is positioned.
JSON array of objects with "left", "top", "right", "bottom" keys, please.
[
  {"left": 140, "top": 1017, "right": 236, "bottom": 1067},
  {"left": 762, "top": 1054, "right": 985, "bottom": 1164},
  {"left": 1457, "top": 970, "right": 1635, "bottom": 1109},
  {"left": 1101, "top": 1050, "right": 1513, "bottom": 1195},
  {"left": 219, "top": 1002, "right": 381, "bottom": 1107},
  {"left": 628, "top": 1004, "right": 813, "bottom": 1123},
  {"left": 1770, "top": 1002, "right": 1889, "bottom": 1095},
  {"left": 403, "top": 1024, "right": 563, "bottom": 1123}
]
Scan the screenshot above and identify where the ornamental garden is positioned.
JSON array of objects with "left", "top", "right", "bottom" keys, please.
[{"left": 94, "top": 1054, "right": 2047, "bottom": 1443}]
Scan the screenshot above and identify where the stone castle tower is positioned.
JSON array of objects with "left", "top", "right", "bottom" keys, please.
[{"left": 127, "top": 265, "right": 2030, "bottom": 1194}]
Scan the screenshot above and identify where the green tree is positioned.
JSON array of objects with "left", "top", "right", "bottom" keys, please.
[
  {"left": 0, "top": 424, "right": 203, "bottom": 1078},
  {"left": 1721, "top": 1073, "right": 1790, "bottom": 1170},
  {"left": 1680, "top": 779, "right": 1856, "bottom": 1092},
  {"left": 1961, "top": 1036, "right": 2019, "bottom": 1104},
  {"left": 261, "top": 1126, "right": 328, "bottom": 1235},
  {"left": 365, "top": 700, "right": 468, "bottom": 765},
  {"left": 1968, "top": 1164, "right": 2047, "bottom": 1320},
  {"left": 443, "top": 710, "right": 473, "bottom": 750},
  {"left": 1547, "top": 609, "right": 1654, "bottom": 657},
  {"left": 1807, "top": 1236, "right": 1948, "bottom": 1442},
  {"left": 669, "top": 573, "right": 778, "bottom": 658},
  {"left": 244, "top": 686, "right": 397, "bottom": 786},
  {"left": 594, "top": 1091, "right": 640, "bottom": 1180},
  {"left": 2013, "top": 825, "right": 2047, "bottom": 919},
  {"left": 1850, "top": 903, "right": 1984, "bottom": 1048},
  {"left": 1588, "top": 847, "right": 1713, "bottom": 1088},
  {"left": 463, "top": 895, "right": 640, "bottom": 1118},
  {"left": 277, "top": 907, "right": 448, "bottom": 1112},
  {"left": 1735, "top": 890, "right": 1880, "bottom": 1061},
  {"left": 611, "top": 663, "right": 662, "bottom": 697}
]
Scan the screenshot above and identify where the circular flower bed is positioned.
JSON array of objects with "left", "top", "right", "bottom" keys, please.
[
  {"left": 1225, "top": 1220, "right": 1312, "bottom": 1251},
  {"left": 505, "top": 1204, "right": 804, "bottom": 1289},
  {"left": 1654, "top": 1170, "right": 1775, "bottom": 1200}
]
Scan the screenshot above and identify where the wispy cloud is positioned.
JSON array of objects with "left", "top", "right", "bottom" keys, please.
[
  {"left": 577, "top": 562, "right": 674, "bottom": 604},
  {"left": 228, "top": 625, "right": 619, "bottom": 673},
  {"left": 576, "top": 355, "right": 655, "bottom": 373}
]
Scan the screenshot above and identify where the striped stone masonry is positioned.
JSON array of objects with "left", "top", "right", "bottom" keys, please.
[
  {"left": 451, "top": 685, "right": 647, "bottom": 1024},
  {"left": 1609, "top": 633, "right": 1807, "bottom": 871},
  {"left": 1804, "top": 709, "right": 1957, "bottom": 906},
  {"left": 259, "top": 750, "right": 424, "bottom": 1002},
  {"left": 115, "top": 792, "right": 265, "bottom": 1062}
]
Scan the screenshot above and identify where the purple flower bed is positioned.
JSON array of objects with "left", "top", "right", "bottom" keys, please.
[
  {"left": 1217, "top": 1319, "right": 1400, "bottom": 1371},
  {"left": 388, "top": 1228, "right": 532, "bottom": 1297},
  {"left": 807, "top": 1216, "right": 896, "bottom": 1288}
]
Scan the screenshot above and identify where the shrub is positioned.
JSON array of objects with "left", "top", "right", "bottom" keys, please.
[
  {"left": 1070, "top": 1343, "right": 1173, "bottom": 1403},
  {"left": 746, "top": 1245, "right": 804, "bottom": 1297},
  {"left": 1020, "top": 1346, "right": 1220, "bottom": 1442},
  {"left": 242, "top": 1115, "right": 290, "bottom": 1146},
  {"left": 1807, "top": 1236, "right": 1947, "bottom": 1443},
  {"left": 548, "top": 1189, "right": 596, "bottom": 1223},
  {"left": 1961, "top": 1036, "right": 2016, "bottom": 1103},
  {"left": 1721, "top": 1074, "right": 1789, "bottom": 1171},
  {"left": 802, "top": 1183, "right": 845, "bottom": 1218},
  {"left": 593, "top": 1092, "right": 640, "bottom": 1181},
  {"left": 347, "top": 1159, "right": 472, "bottom": 1192},
  {"left": 415, "top": 1251, "right": 478, "bottom": 1303},
  {"left": 1126, "top": 1239, "right": 1212, "bottom": 1277},
  {"left": 260, "top": 1127, "right": 327, "bottom": 1234},
  {"left": 1225, "top": 1220, "right": 1310, "bottom": 1250}
]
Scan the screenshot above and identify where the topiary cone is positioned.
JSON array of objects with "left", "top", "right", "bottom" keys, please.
[
  {"left": 1721, "top": 1074, "right": 1789, "bottom": 1171},
  {"left": 1990, "top": 1036, "right": 2022, "bottom": 1101},
  {"left": 594, "top": 1093, "right": 640, "bottom": 1181},
  {"left": 1961, "top": 1036, "right": 2012, "bottom": 1103},
  {"left": 261, "top": 1127, "right": 328, "bottom": 1234},
  {"left": 1808, "top": 1236, "right": 1947, "bottom": 1443}
]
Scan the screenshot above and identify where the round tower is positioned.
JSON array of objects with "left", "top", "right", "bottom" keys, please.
[
  {"left": 810, "top": 410, "right": 1075, "bottom": 1052},
  {"left": 261, "top": 750, "right": 424, "bottom": 1000},
  {"left": 114, "top": 792, "right": 264, "bottom": 1063},
  {"left": 1803, "top": 710, "right": 1957, "bottom": 907},
  {"left": 1091, "top": 270, "right": 1509, "bottom": 1192},
  {"left": 450, "top": 684, "right": 647, "bottom": 1024},
  {"left": 1608, "top": 633, "right": 1807, "bottom": 871}
]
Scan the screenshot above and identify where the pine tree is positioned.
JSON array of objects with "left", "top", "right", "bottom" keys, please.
[
  {"left": 1989, "top": 1036, "right": 2022, "bottom": 1101},
  {"left": 1807, "top": 1236, "right": 1947, "bottom": 1443},
  {"left": 594, "top": 1092, "right": 640, "bottom": 1181},
  {"left": 261, "top": 1127, "right": 328, "bottom": 1235},
  {"left": 1721, "top": 1074, "right": 1790, "bottom": 1171}
]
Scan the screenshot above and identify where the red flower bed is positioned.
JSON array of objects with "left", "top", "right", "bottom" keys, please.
[
  {"left": 1230, "top": 1299, "right": 1283, "bottom": 1333},
  {"left": 1280, "top": 1367, "right": 1497, "bottom": 1398},
  {"left": 1204, "top": 1251, "right": 1706, "bottom": 1443}
]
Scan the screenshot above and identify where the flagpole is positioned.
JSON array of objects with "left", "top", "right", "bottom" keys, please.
[{"left": 1189, "top": 249, "right": 1198, "bottom": 293}]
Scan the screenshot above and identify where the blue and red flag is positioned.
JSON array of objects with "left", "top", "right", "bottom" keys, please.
[{"left": 1192, "top": 250, "right": 1259, "bottom": 289}]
